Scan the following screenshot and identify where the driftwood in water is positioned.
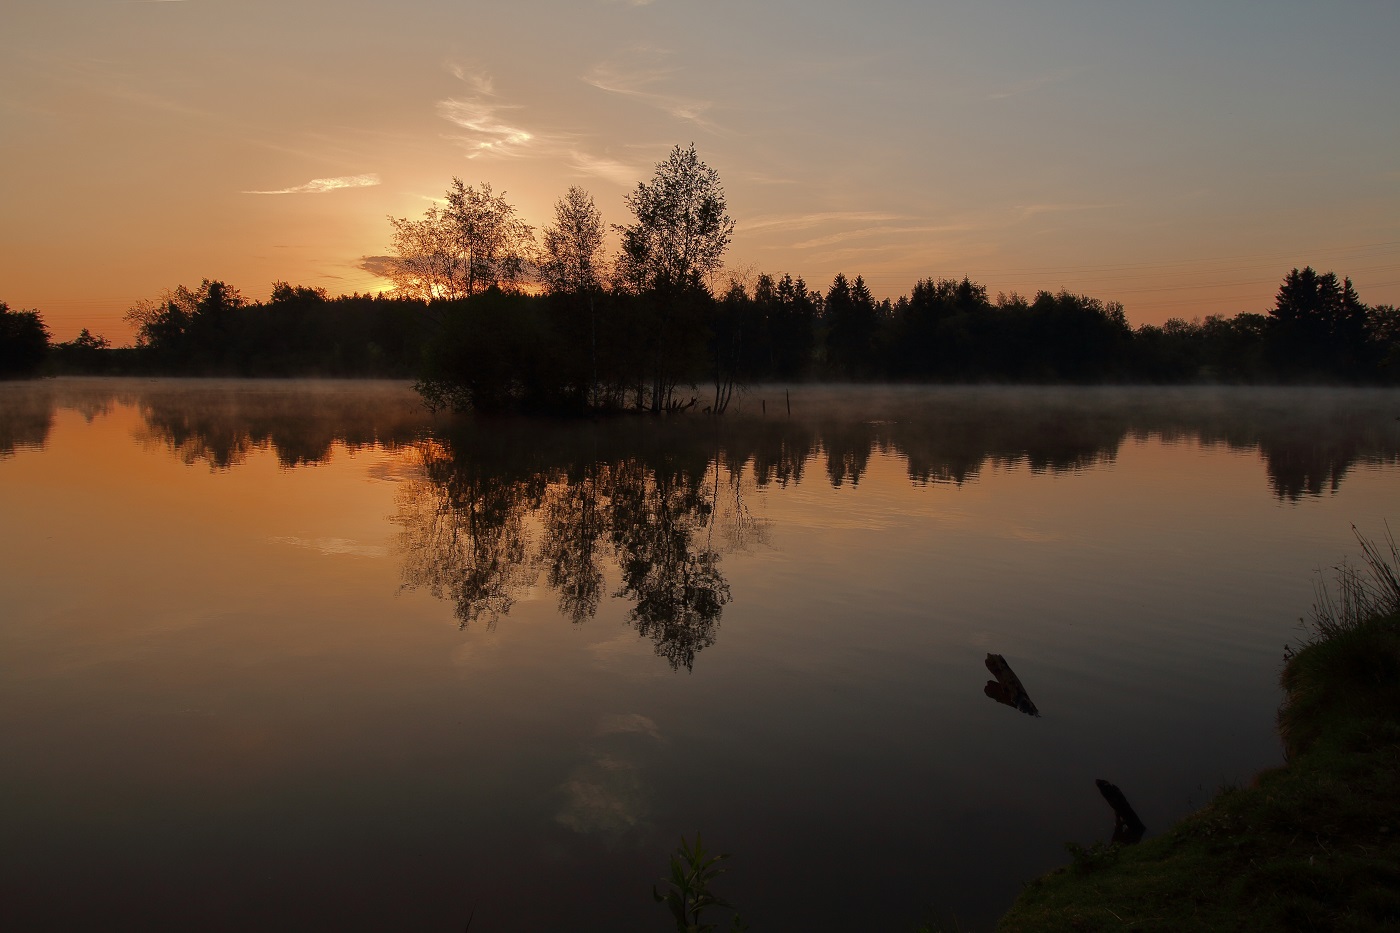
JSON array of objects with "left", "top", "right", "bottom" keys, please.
[
  {"left": 1096, "top": 778, "right": 1146, "bottom": 844},
  {"left": 983, "top": 653, "right": 1040, "bottom": 717}
]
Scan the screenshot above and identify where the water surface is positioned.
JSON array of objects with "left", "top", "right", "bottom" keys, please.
[{"left": 3, "top": 379, "right": 1398, "bottom": 931}]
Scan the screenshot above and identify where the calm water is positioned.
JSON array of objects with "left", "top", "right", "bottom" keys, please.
[{"left": 3, "top": 378, "right": 1398, "bottom": 931}]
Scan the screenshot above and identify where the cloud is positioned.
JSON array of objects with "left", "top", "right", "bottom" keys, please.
[
  {"left": 438, "top": 66, "right": 639, "bottom": 177},
  {"left": 567, "top": 150, "right": 644, "bottom": 187},
  {"left": 583, "top": 59, "right": 719, "bottom": 131},
  {"left": 988, "top": 67, "right": 1089, "bottom": 101},
  {"left": 437, "top": 97, "right": 536, "bottom": 157},
  {"left": 741, "top": 211, "right": 906, "bottom": 234},
  {"left": 792, "top": 224, "right": 970, "bottom": 250},
  {"left": 244, "top": 174, "right": 380, "bottom": 195},
  {"left": 436, "top": 64, "right": 563, "bottom": 158},
  {"left": 357, "top": 255, "right": 398, "bottom": 278},
  {"left": 1014, "top": 202, "right": 1119, "bottom": 221},
  {"left": 445, "top": 65, "right": 494, "bottom": 95}
]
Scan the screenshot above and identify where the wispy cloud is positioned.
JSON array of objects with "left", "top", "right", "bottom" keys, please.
[
  {"left": 740, "top": 172, "right": 800, "bottom": 186},
  {"left": 437, "top": 66, "right": 557, "bottom": 158},
  {"left": 583, "top": 58, "right": 719, "bottom": 131},
  {"left": 92, "top": 82, "right": 210, "bottom": 119},
  {"left": 244, "top": 173, "right": 380, "bottom": 195},
  {"left": 567, "top": 150, "right": 644, "bottom": 187},
  {"left": 988, "top": 66, "right": 1089, "bottom": 101},
  {"left": 437, "top": 98, "right": 536, "bottom": 157},
  {"left": 437, "top": 64, "right": 643, "bottom": 181},
  {"left": 792, "top": 224, "right": 969, "bottom": 250},
  {"left": 1014, "top": 202, "right": 1119, "bottom": 221},
  {"left": 741, "top": 211, "right": 905, "bottom": 234}
]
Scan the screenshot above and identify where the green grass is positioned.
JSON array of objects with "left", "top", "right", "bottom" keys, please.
[{"left": 997, "top": 527, "right": 1400, "bottom": 933}]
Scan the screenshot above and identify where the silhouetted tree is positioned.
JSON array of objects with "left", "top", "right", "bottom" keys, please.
[
  {"left": 0, "top": 302, "right": 50, "bottom": 378},
  {"left": 416, "top": 289, "right": 561, "bottom": 413},
  {"left": 1369, "top": 304, "right": 1400, "bottom": 380},
  {"left": 886, "top": 277, "right": 991, "bottom": 377},
  {"left": 386, "top": 180, "right": 534, "bottom": 299},
  {"left": 757, "top": 273, "right": 820, "bottom": 379},
  {"left": 541, "top": 186, "right": 605, "bottom": 296},
  {"left": 1268, "top": 267, "right": 1370, "bottom": 379},
  {"left": 123, "top": 280, "right": 243, "bottom": 371},
  {"left": 824, "top": 274, "right": 881, "bottom": 378},
  {"left": 1016, "top": 290, "right": 1130, "bottom": 381},
  {"left": 541, "top": 187, "right": 607, "bottom": 403},
  {"left": 614, "top": 144, "right": 735, "bottom": 411},
  {"left": 50, "top": 328, "right": 111, "bottom": 374}
]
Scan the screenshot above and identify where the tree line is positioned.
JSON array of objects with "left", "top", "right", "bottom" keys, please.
[{"left": 3, "top": 144, "right": 1397, "bottom": 396}]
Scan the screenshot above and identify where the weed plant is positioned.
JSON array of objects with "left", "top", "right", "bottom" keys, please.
[
  {"left": 654, "top": 834, "right": 747, "bottom": 933},
  {"left": 1305, "top": 523, "right": 1400, "bottom": 644}
]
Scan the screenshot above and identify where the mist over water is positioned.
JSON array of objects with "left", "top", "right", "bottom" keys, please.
[{"left": 3, "top": 378, "right": 1398, "bottom": 931}]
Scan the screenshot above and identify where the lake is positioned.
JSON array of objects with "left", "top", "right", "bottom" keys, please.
[{"left": 3, "top": 378, "right": 1398, "bottom": 931}]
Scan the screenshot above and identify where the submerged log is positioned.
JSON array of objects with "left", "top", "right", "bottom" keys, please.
[
  {"left": 1096, "top": 778, "right": 1147, "bottom": 844},
  {"left": 983, "top": 653, "right": 1040, "bottom": 717}
]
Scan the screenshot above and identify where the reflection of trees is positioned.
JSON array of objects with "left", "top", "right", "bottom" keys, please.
[
  {"left": 610, "top": 459, "right": 730, "bottom": 671},
  {"left": 398, "top": 441, "right": 541, "bottom": 629},
  {"left": 540, "top": 462, "right": 607, "bottom": 625},
  {"left": 395, "top": 422, "right": 735, "bottom": 670},
  {"left": 769, "top": 387, "right": 1397, "bottom": 500},
  {"left": 0, "top": 383, "right": 56, "bottom": 459},
  {"left": 822, "top": 422, "right": 877, "bottom": 487},
  {"left": 130, "top": 380, "right": 438, "bottom": 469},
  {"left": 18, "top": 381, "right": 1391, "bottom": 506},
  {"left": 1260, "top": 437, "right": 1356, "bottom": 500}
]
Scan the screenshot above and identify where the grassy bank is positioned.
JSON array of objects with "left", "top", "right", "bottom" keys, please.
[{"left": 998, "top": 531, "right": 1400, "bottom": 932}]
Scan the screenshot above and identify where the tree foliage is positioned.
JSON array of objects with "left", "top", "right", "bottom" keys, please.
[
  {"left": 118, "top": 280, "right": 430, "bottom": 376},
  {"left": 386, "top": 180, "right": 534, "bottom": 300},
  {"left": 541, "top": 186, "right": 605, "bottom": 297},
  {"left": 1268, "top": 266, "right": 1371, "bottom": 378},
  {"left": 122, "top": 279, "right": 244, "bottom": 369},
  {"left": 0, "top": 301, "right": 50, "bottom": 378},
  {"left": 614, "top": 144, "right": 735, "bottom": 295}
]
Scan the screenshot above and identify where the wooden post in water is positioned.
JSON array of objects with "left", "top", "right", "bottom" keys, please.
[
  {"left": 1096, "top": 779, "right": 1146, "bottom": 844},
  {"left": 983, "top": 653, "right": 1040, "bottom": 717},
  {"left": 786, "top": 389, "right": 791, "bottom": 417}
]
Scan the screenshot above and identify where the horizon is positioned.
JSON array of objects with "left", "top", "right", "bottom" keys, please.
[{"left": 3, "top": 0, "right": 1397, "bottom": 342}]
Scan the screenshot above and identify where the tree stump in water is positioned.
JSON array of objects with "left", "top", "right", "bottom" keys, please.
[
  {"left": 1095, "top": 778, "right": 1146, "bottom": 844},
  {"left": 983, "top": 653, "right": 1040, "bottom": 717}
]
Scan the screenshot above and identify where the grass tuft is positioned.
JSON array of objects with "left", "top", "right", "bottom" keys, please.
[{"left": 1306, "top": 522, "right": 1400, "bottom": 643}]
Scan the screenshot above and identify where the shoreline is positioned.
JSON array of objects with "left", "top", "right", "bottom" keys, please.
[{"left": 996, "top": 606, "right": 1400, "bottom": 932}]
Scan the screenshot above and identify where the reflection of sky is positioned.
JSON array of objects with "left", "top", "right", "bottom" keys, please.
[
  {"left": 270, "top": 536, "right": 389, "bottom": 558},
  {"left": 4, "top": 3, "right": 1398, "bottom": 340},
  {"left": 556, "top": 714, "right": 664, "bottom": 838}
]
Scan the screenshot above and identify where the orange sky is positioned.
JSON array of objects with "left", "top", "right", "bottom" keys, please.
[{"left": 2, "top": 0, "right": 1397, "bottom": 342}]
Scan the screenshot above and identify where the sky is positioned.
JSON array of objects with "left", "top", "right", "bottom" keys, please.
[{"left": 3, "top": 0, "right": 1398, "bottom": 342}]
